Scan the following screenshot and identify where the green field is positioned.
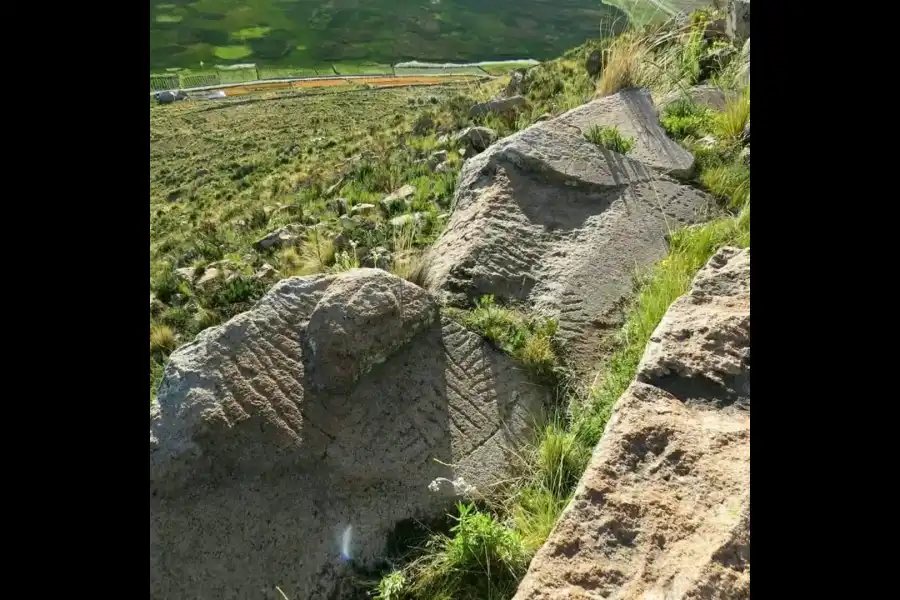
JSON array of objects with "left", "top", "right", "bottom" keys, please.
[{"left": 150, "top": 0, "right": 628, "bottom": 70}]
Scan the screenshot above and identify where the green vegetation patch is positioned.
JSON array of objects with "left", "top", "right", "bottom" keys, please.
[
  {"left": 584, "top": 124, "right": 635, "bottom": 154},
  {"left": 233, "top": 26, "right": 272, "bottom": 41},
  {"left": 213, "top": 45, "right": 252, "bottom": 60}
]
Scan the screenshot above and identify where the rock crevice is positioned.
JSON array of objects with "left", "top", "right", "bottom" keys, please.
[{"left": 512, "top": 247, "right": 751, "bottom": 600}]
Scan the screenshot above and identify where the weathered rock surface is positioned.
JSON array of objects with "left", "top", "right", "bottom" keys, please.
[
  {"left": 455, "top": 126, "right": 497, "bottom": 155},
  {"left": 738, "top": 38, "right": 750, "bottom": 87},
  {"left": 567, "top": 88, "right": 695, "bottom": 177},
  {"left": 150, "top": 269, "right": 549, "bottom": 599},
  {"left": 253, "top": 224, "right": 305, "bottom": 252},
  {"left": 380, "top": 184, "right": 417, "bottom": 211},
  {"left": 659, "top": 85, "right": 735, "bottom": 113},
  {"left": 727, "top": 0, "right": 751, "bottom": 43},
  {"left": 504, "top": 70, "right": 527, "bottom": 97},
  {"left": 586, "top": 49, "right": 603, "bottom": 77},
  {"left": 468, "top": 95, "right": 527, "bottom": 119},
  {"left": 513, "top": 247, "right": 750, "bottom": 600},
  {"left": 422, "top": 88, "right": 712, "bottom": 370}
]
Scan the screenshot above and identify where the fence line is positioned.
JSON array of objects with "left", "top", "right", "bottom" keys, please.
[
  {"left": 149, "top": 60, "right": 527, "bottom": 92},
  {"left": 151, "top": 65, "right": 403, "bottom": 92}
]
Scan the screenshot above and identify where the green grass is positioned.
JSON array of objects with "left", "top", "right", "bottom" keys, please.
[
  {"left": 584, "top": 125, "right": 635, "bottom": 154},
  {"left": 213, "top": 45, "right": 252, "bottom": 60},
  {"left": 332, "top": 63, "right": 394, "bottom": 75},
  {"left": 391, "top": 502, "right": 531, "bottom": 600},
  {"left": 479, "top": 62, "right": 539, "bottom": 76},
  {"left": 150, "top": 0, "right": 629, "bottom": 71},
  {"left": 660, "top": 98, "right": 715, "bottom": 139},
  {"left": 455, "top": 296, "right": 560, "bottom": 382}
]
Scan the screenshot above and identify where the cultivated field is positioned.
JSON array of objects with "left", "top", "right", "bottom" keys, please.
[{"left": 150, "top": 0, "right": 627, "bottom": 70}]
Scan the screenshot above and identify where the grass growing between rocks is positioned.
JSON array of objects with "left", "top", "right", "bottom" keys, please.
[
  {"left": 456, "top": 295, "right": 561, "bottom": 382},
  {"left": 584, "top": 124, "right": 635, "bottom": 154},
  {"left": 372, "top": 7, "right": 750, "bottom": 597}
]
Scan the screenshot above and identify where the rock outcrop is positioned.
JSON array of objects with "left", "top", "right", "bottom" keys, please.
[
  {"left": 455, "top": 126, "right": 498, "bottom": 156},
  {"left": 150, "top": 269, "right": 549, "bottom": 599},
  {"left": 468, "top": 95, "right": 527, "bottom": 119},
  {"left": 422, "top": 88, "right": 713, "bottom": 370},
  {"left": 513, "top": 247, "right": 750, "bottom": 600},
  {"left": 659, "top": 85, "right": 736, "bottom": 113},
  {"left": 727, "top": 0, "right": 751, "bottom": 43}
]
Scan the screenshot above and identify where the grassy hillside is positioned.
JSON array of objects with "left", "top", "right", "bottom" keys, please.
[
  {"left": 150, "top": 0, "right": 627, "bottom": 70},
  {"left": 150, "top": 4, "right": 749, "bottom": 596},
  {"left": 150, "top": 78, "right": 522, "bottom": 401}
]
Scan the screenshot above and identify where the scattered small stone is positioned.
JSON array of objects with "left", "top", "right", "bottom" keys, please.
[
  {"left": 699, "top": 46, "right": 737, "bottom": 81},
  {"left": 325, "top": 178, "right": 344, "bottom": 197},
  {"left": 350, "top": 203, "right": 377, "bottom": 216},
  {"left": 339, "top": 215, "right": 360, "bottom": 230},
  {"left": 196, "top": 268, "right": 222, "bottom": 289},
  {"left": 697, "top": 135, "right": 718, "bottom": 149},
  {"left": 454, "top": 126, "right": 497, "bottom": 155},
  {"left": 390, "top": 212, "right": 425, "bottom": 228},
  {"left": 467, "top": 96, "right": 526, "bottom": 119},
  {"left": 150, "top": 293, "right": 164, "bottom": 314},
  {"left": 155, "top": 91, "right": 176, "bottom": 105},
  {"left": 175, "top": 267, "right": 197, "bottom": 283},
  {"left": 428, "top": 477, "right": 477, "bottom": 497},
  {"left": 362, "top": 246, "right": 393, "bottom": 269},
  {"left": 253, "top": 224, "right": 305, "bottom": 252},
  {"left": 380, "top": 184, "right": 417, "bottom": 211},
  {"left": 253, "top": 263, "right": 278, "bottom": 281},
  {"left": 703, "top": 18, "right": 728, "bottom": 40},
  {"left": 586, "top": 49, "right": 603, "bottom": 77},
  {"left": 503, "top": 69, "right": 527, "bottom": 97}
]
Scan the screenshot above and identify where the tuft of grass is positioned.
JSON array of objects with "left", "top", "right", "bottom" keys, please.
[
  {"left": 193, "top": 306, "right": 220, "bottom": 330},
  {"left": 373, "top": 570, "right": 407, "bottom": 600},
  {"left": 150, "top": 323, "right": 177, "bottom": 356},
  {"left": 510, "top": 486, "right": 569, "bottom": 554},
  {"left": 595, "top": 32, "right": 651, "bottom": 96},
  {"left": 461, "top": 295, "right": 559, "bottom": 380},
  {"left": 712, "top": 87, "right": 750, "bottom": 141},
  {"left": 299, "top": 230, "right": 336, "bottom": 275},
  {"left": 399, "top": 502, "right": 529, "bottom": 600},
  {"left": 329, "top": 244, "right": 360, "bottom": 273},
  {"left": 700, "top": 163, "right": 750, "bottom": 210},
  {"left": 660, "top": 99, "right": 714, "bottom": 140},
  {"left": 584, "top": 124, "right": 635, "bottom": 154},
  {"left": 535, "top": 424, "right": 591, "bottom": 499}
]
